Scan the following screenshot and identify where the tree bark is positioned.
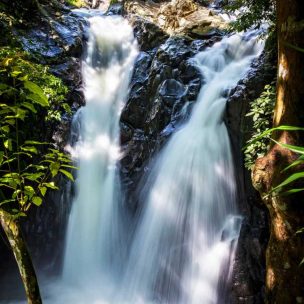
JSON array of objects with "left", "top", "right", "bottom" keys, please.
[
  {"left": 0, "top": 210, "right": 42, "bottom": 304},
  {"left": 252, "top": 1, "right": 304, "bottom": 303}
]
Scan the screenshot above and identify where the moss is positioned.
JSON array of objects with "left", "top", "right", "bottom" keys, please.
[{"left": 65, "top": 0, "right": 86, "bottom": 8}]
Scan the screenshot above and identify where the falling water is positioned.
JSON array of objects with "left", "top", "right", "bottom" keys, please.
[
  {"left": 118, "top": 33, "right": 264, "bottom": 304},
  {"left": 58, "top": 15, "right": 138, "bottom": 302},
  {"left": 42, "top": 18, "right": 263, "bottom": 304}
]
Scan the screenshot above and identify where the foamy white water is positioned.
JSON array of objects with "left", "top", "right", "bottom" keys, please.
[
  {"left": 43, "top": 15, "right": 138, "bottom": 303},
  {"left": 38, "top": 22, "right": 263, "bottom": 304},
  {"left": 117, "top": 32, "right": 264, "bottom": 304}
]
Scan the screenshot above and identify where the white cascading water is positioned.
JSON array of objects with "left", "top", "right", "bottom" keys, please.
[
  {"left": 43, "top": 16, "right": 264, "bottom": 304},
  {"left": 53, "top": 15, "right": 138, "bottom": 303},
  {"left": 117, "top": 33, "right": 264, "bottom": 304}
]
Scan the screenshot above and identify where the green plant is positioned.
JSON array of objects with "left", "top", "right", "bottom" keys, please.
[
  {"left": 225, "top": 0, "right": 276, "bottom": 32},
  {"left": 246, "top": 125, "right": 304, "bottom": 196},
  {"left": 65, "top": 0, "right": 86, "bottom": 7},
  {"left": 244, "top": 83, "right": 276, "bottom": 170},
  {"left": 0, "top": 49, "right": 75, "bottom": 217},
  {"left": 0, "top": 47, "right": 71, "bottom": 123},
  {"left": 0, "top": 43, "right": 76, "bottom": 303}
]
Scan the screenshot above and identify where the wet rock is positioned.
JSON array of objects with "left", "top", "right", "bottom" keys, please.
[
  {"left": 18, "top": 12, "right": 87, "bottom": 63},
  {"left": 119, "top": 34, "right": 215, "bottom": 209},
  {"left": 129, "top": 16, "right": 169, "bottom": 51},
  {"left": 156, "top": 37, "right": 193, "bottom": 66},
  {"left": 106, "top": 3, "right": 124, "bottom": 15},
  {"left": 159, "top": 79, "right": 187, "bottom": 105},
  {"left": 131, "top": 51, "right": 153, "bottom": 84},
  {"left": 224, "top": 50, "right": 277, "bottom": 304}
]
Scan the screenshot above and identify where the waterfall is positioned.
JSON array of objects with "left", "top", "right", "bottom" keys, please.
[
  {"left": 118, "top": 33, "right": 264, "bottom": 304},
  {"left": 58, "top": 15, "right": 138, "bottom": 301},
  {"left": 43, "top": 16, "right": 263, "bottom": 303}
]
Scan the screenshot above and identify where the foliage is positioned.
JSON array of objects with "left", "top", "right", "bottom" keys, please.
[
  {"left": 225, "top": 0, "right": 276, "bottom": 32},
  {"left": 0, "top": 49, "right": 75, "bottom": 218},
  {"left": 244, "top": 83, "right": 276, "bottom": 170},
  {"left": 0, "top": 47, "right": 71, "bottom": 122},
  {"left": 246, "top": 125, "right": 304, "bottom": 196},
  {"left": 65, "top": 0, "right": 86, "bottom": 8}
]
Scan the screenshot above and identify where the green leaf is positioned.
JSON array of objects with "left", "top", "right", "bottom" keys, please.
[
  {"left": 26, "top": 93, "right": 49, "bottom": 107},
  {"left": 283, "top": 41, "right": 304, "bottom": 53},
  {"left": 296, "top": 228, "right": 304, "bottom": 235},
  {"left": 24, "top": 140, "right": 48, "bottom": 145},
  {"left": 15, "top": 108, "right": 27, "bottom": 120},
  {"left": 21, "top": 102, "right": 37, "bottom": 113},
  {"left": 281, "top": 188, "right": 304, "bottom": 196},
  {"left": 21, "top": 146, "right": 38, "bottom": 154},
  {"left": 24, "top": 81, "right": 49, "bottom": 107},
  {"left": 50, "top": 162, "right": 60, "bottom": 177},
  {"left": 59, "top": 169, "right": 74, "bottom": 181},
  {"left": 0, "top": 83, "right": 10, "bottom": 92},
  {"left": 23, "top": 172, "right": 44, "bottom": 181},
  {"left": 42, "top": 182, "right": 58, "bottom": 190},
  {"left": 4, "top": 139, "right": 12, "bottom": 151},
  {"left": 1, "top": 125, "right": 10, "bottom": 133},
  {"left": 39, "top": 186, "right": 47, "bottom": 197},
  {"left": 282, "top": 156, "right": 304, "bottom": 172},
  {"left": 12, "top": 189, "right": 21, "bottom": 199},
  {"left": 243, "top": 126, "right": 304, "bottom": 150},
  {"left": 24, "top": 186, "right": 35, "bottom": 198},
  {"left": 0, "top": 151, "right": 4, "bottom": 165},
  {"left": 32, "top": 196, "right": 42, "bottom": 206},
  {"left": 0, "top": 198, "right": 15, "bottom": 206},
  {"left": 272, "top": 172, "right": 304, "bottom": 193},
  {"left": 61, "top": 164, "right": 78, "bottom": 170},
  {"left": 272, "top": 140, "right": 304, "bottom": 155},
  {"left": 10, "top": 70, "right": 22, "bottom": 77}
]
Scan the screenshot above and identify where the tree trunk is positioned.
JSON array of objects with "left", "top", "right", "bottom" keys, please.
[
  {"left": 0, "top": 210, "right": 42, "bottom": 304},
  {"left": 252, "top": 1, "right": 304, "bottom": 303}
]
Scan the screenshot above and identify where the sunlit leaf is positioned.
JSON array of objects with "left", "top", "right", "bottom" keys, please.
[
  {"left": 21, "top": 146, "right": 38, "bottom": 154},
  {"left": 42, "top": 182, "right": 58, "bottom": 190},
  {"left": 24, "top": 81, "right": 49, "bottom": 107},
  {"left": 243, "top": 125, "right": 304, "bottom": 150},
  {"left": 24, "top": 186, "right": 35, "bottom": 198},
  {"left": 4, "top": 139, "right": 12, "bottom": 151},
  {"left": 50, "top": 162, "right": 60, "bottom": 177},
  {"left": 59, "top": 169, "right": 74, "bottom": 181},
  {"left": 32, "top": 196, "right": 42, "bottom": 206},
  {"left": 272, "top": 140, "right": 304, "bottom": 155},
  {"left": 39, "top": 186, "right": 47, "bottom": 197}
]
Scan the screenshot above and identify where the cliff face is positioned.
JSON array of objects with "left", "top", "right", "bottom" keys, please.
[{"left": 225, "top": 52, "right": 276, "bottom": 303}]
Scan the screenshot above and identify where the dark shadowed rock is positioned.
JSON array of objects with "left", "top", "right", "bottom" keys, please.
[
  {"left": 223, "top": 50, "right": 276, "bottom": 304},
  {"left": 129, "top": 16, "right": 169, "bottom": 51},
  {"left": 18, "top": 12, "right": 87, "bottom": 63}
]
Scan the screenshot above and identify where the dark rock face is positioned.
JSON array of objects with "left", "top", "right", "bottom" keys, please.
[
  {"left": 129, "top": 16, "right": 169, "bottom": 51},
  {"left": 223, "top": 51, "right": 276, "bottom": 304},
  {"left": 18, "top": 12, "right": 87, "bottom": 63},
  {"left": 120, "top": 24, "right": 222, "bottom": 209},
  {"left": 121, "top": 15, "right": 276, "bottom": 303}
]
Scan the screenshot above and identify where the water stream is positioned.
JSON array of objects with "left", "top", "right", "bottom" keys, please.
[
  {"left": 45, "top": 15, "right": 263, "bottom": 304},
  {"left": 118, "top": 33, "right": 263, "bottom": 304}
]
